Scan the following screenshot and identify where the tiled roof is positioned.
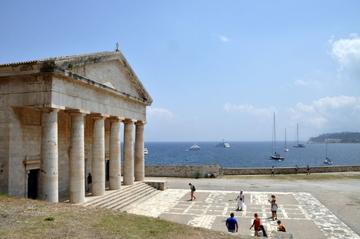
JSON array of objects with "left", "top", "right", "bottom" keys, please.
[{"left": 0, "top": 51, "right": 116, "bottom": 67}]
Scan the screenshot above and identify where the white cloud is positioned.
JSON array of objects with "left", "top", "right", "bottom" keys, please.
[
  {"left": 330, "top": 34, "right": 360, "bottom": 78},
  {"left": 290, "top": 96, "right": 360, "bottom": 129},
  {"left": 147, "top": 107, "right": 174, "bottom": 120},
  {"left": 293, "top": 79, "right": 321, "bottom": 88},
  {"left": 218, "top": 35, "right": 230, "bottom": 43},
  {"left": 224, "top": 103, "right": 275, "bottom": 117}
]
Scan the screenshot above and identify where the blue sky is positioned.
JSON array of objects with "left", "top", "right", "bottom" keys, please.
[{"left": 1, "top": 0, "right": 360, "bottom": 141}]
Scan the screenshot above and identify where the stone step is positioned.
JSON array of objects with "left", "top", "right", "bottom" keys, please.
[
  {"left": 94, "top": 184, "right": 154, "bottom": 209},
  {"left": 111, "top": 186, "right": 159, "bottom": 210},
  {"left": 121, "top": 189, "right": 161, "bottom": 212},
  {"left": 84, "top": 183, "right": 149, "bottom": 207},
  {"left": 104, "top": 185, "right": 157, "bottom": 209},
  {"left": 83, "top": 182, "right": 148, "bottom": 207}
]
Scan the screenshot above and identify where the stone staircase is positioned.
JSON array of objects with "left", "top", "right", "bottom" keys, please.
[{"left": 82, "top": 182, "right": 160, "bottom": 211}]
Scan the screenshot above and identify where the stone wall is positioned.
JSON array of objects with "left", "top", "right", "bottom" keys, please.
[
  {"left": 144, "top": 165, "right": 360, "bottom": 177},
  {"left": 145, "top": 165, "right": 221, "bottom": 178},
  {"left": 222, "top": 165, "right": 360, "bottom": 175}
]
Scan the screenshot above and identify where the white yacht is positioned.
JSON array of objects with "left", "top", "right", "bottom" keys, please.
[
  {"left": 189, "top": 144, "right": 200, "bottom": 151},
  {"left": 216, "top": 139, "right": 231, "bottom": 148},
  {"left": 144, "top": 147, "right": 149, "bottom": 155}
]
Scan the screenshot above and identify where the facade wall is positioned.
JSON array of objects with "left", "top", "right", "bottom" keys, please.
[
  {"left": 72, "top": 61, "right": 140, "bottom": 98},
  {"left": 1, "top": 75, "right": 51, "bottom": 107},
  {"left": 51, "top": 76, "right": 146, "bottom": 121},
  {"left": 58, "top": 111, "right": 70, "bottom": 198},
  {"left": 0, "top": 90, "right": 9, "bottom": 193},
  {"left": 8, "top": 107, "right": 26, "bottom": 196}
]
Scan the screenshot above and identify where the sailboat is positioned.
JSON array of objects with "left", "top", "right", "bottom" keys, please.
[
  {"left": 293, "top": 123, "right": 305, "bottom": 148},
  {"left": 323, "top": 139, "right": 333, "bottom": 165},
  {"left": 271, "top": 113, "right": 284, "bottom": 160},
  {"left": 284, "top": 128, "right": 289, "bottom": 152},
  {"left": 216, "top": 139, "right": 231, "bottom": 148}
]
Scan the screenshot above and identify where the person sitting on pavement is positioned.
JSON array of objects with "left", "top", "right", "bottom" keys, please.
[{"left": 277, "top": 220, "right": 286, "bottom": 232}]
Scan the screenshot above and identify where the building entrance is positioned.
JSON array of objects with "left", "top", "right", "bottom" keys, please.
[{"left": 27, "top": 169, "right": 39, "bottom": 199}]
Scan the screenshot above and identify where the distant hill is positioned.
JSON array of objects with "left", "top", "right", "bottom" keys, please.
[{"left": 308, "top": 132, "right": 360, "bottom": 143}]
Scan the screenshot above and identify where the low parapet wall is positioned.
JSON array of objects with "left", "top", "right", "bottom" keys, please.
[
  {"left": 145, "top": 165, "right": 221, "bottom": 178},
  {"left": 144, "top": 165, "right": 360, "bottom": 177},
  {"left": 222, "top": 165, "right": 360, "bottom": 175}
]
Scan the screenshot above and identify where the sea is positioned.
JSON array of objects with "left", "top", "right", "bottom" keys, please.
[{"left": 143, "top": 142, "right": 360, "bottom": 168}]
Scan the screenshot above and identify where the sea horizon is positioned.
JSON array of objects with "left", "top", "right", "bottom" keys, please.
[{"left": 142, "top": 141, "right": 360, "bottom": 168}]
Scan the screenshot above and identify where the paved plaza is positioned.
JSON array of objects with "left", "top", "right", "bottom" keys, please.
[{"left": 128, "top": 189, "right": 360, "bottom": 239}]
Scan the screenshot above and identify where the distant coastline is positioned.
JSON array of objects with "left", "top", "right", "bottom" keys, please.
[{"left": 308, "top": 132, "right": 360, "bottom": 143}]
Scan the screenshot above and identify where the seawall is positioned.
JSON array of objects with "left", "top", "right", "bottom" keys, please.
[{"left": 144, "top": 165, "right": 360, "bottom": 178}]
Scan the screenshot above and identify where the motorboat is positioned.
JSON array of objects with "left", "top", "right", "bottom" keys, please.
[
  {"left": 144, "top": 147, "right": 149, "bottom": 155},
  {"left": 216, "top": 139, "right": 231, "bottom": 148},
  {"left": 189, "top": 144, "right": 200, "bottom": 151},
  {"left": 323, "top": 157, "right": 333, "bottom": 165},
  {"left": 271, "top": 152, "right": 285, "bottom": 161}
]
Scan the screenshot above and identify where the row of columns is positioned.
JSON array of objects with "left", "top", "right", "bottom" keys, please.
[{"left": 40, "top": 109, "right": 145, "bottom": 203}]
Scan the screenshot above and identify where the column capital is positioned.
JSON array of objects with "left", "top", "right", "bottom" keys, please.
[
  {"left": 135, "top": 120, "right": 146, "bottom": 126},
  {"left": 124, "top": 118, "right": 136, "bottom": 124},
  {"left": 41, "top": 107, "right": 60, "bottom": 113},
  {"left": 65, "top": 109, "right": 89, "bottom": 115},
  {"left": 109, "top": 116, "right": 125, "bottom": 122},
  {"left": 90, "top": 113, "right": 109, "bottom": 119}
]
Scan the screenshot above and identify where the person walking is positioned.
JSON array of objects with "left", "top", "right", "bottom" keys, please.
[
  {"left": 225, "top": 212, "right": 239, "bottom": 233},
  {"left": 87, "top": 173, "right": 92, "bottom": 193},
  {"left": 189, "top": 183, "right": 196, "bottom": 201},
  {"left": 271, "top": 166, "right": 275, "bottom": 176},
  {"left": 249, "top": 213, "right": 261, "bottom": 237},
  {"left": 236, "top": 191, "right": 245, "bottom": 211},
  {"left": 268, "top": 194, "right": 278, "bottom": 220}
]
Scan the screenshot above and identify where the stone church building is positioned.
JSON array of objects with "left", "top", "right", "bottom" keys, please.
[{"left": 0, "top": 51, "right": 152, "bottom": 203}]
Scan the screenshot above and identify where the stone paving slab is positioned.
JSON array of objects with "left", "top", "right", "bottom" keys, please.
[{"left": 127, "top": 189, "right": 360, "bottom": 239}]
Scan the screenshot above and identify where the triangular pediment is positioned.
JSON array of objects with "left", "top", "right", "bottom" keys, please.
[{"left": 54, "top": 51, "right": 152, "bottom": 105}]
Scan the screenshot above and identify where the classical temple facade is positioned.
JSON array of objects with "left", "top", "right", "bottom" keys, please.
[{"left": 0, "top": 51, "right": 152, "bottom": 203}]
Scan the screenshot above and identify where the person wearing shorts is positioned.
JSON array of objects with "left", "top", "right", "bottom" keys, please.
[
  {"left": 269, "top": 194, "right": 278, "bottom": 220},
  {"left": 226, "top": 212, "right": 238, "bottom": 233},
  {"left": 189, "top": 183, "right": 196, "bottom": 201},
  {"left": 250, "top": 213, "right": 261, "bottom": 237}
]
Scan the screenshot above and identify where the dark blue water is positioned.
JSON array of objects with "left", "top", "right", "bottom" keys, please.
[{"left": 144, "top": 142, "right": 360, "bottom": 168}]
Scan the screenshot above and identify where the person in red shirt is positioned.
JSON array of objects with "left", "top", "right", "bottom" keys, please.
[{"left": 249, "top": 213, "right": 261, "bottom": 237}]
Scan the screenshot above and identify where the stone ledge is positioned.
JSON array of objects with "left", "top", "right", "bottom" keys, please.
[{"left": 145, "top": 181, "right": 167, "bottom": 191}]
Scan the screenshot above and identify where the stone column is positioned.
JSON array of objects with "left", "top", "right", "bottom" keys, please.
[
  {"left": 92, "top": 116, "right": 105, "bottom": 196},
  {"left": 123, "top": 119, "right": 134, "bottom": 185},
  {"left": 109, "top": 118, "right": 121, "bottom": 190},
  {"left": 69, "top": 113, "right": 85, "bottom": 203},
  {"left": 40, "top": 108, "right": 59, "bottom": 203},
  {"left": 135, "top": 121, "right": 145, "bottom": 181}
]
